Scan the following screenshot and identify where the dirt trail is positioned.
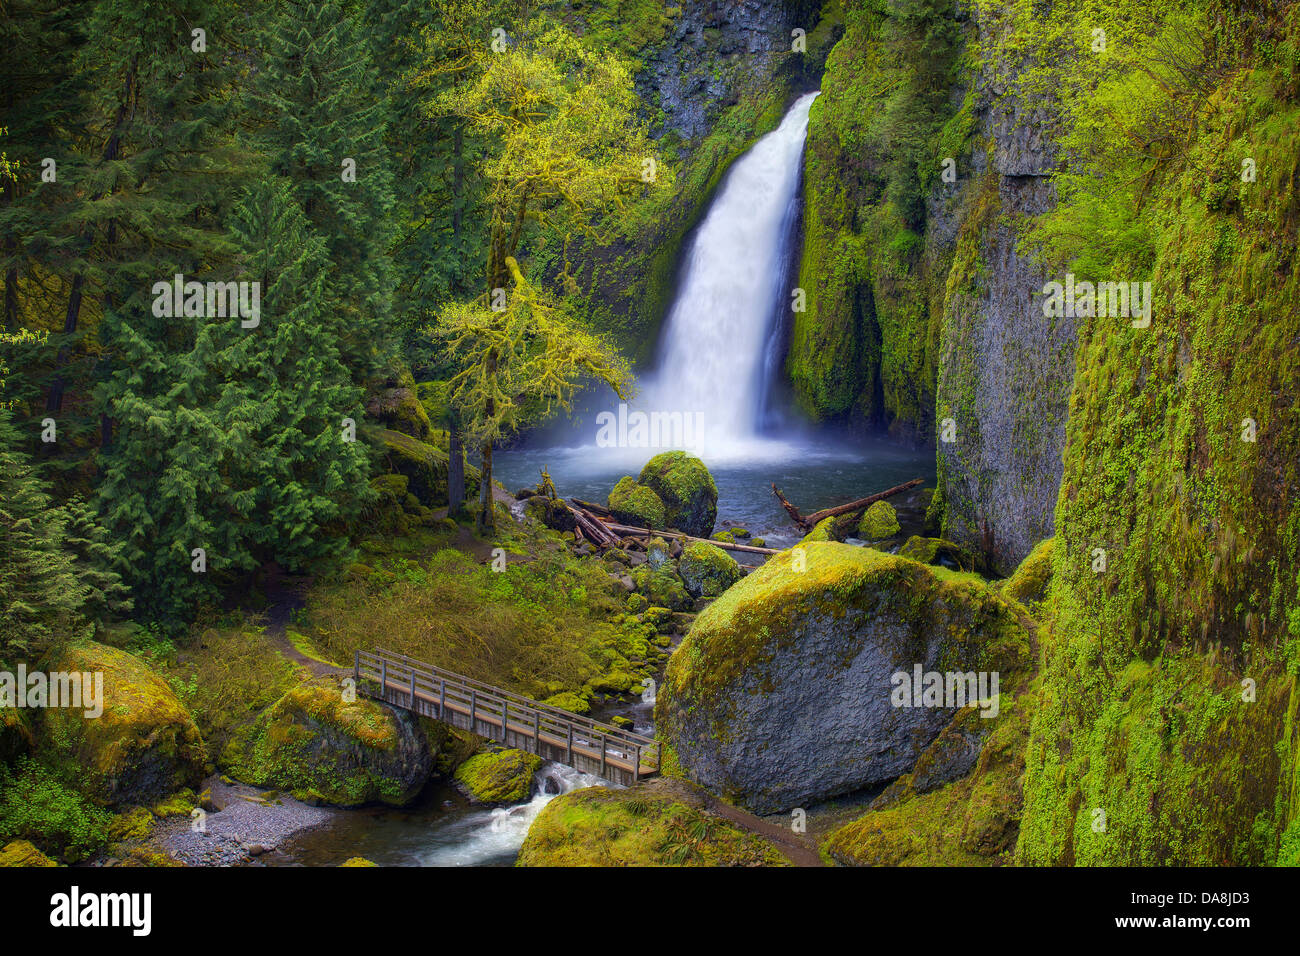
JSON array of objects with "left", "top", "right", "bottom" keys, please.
[{"left": 698, "top": 792, "right": 826, "bottom": 867}]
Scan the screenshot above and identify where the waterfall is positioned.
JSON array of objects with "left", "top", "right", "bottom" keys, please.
[{"left": 642, "top": 91, "right": 819, "bottom": 460}]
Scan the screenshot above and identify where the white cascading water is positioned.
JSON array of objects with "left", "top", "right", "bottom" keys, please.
[
  {"left": 641, "top": 91, "right": 819, "bottom": 460},
  {"left": 416, "top": 763, "right": 603, "bottom": 866}
]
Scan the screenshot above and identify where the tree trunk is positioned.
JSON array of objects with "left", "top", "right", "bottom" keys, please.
[
  {"left": 448, "top": 422, "right": 465, "bottom": 516},
  {"left": 476, "top": 440, "right": 494, "bottom": 534}
]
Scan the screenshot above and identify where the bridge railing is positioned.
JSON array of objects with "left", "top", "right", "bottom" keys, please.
[{"left": 355, "top": 648, "right": 660, "bottom": 786}]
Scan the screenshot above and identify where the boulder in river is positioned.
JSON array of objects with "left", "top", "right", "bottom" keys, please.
[
  {"left": 657, "top": 543, "right": 1032, "bottom": 813},
  {"left": 607, "top": 476, "right": 667, "bottom": 529},
  {"left": 638, "top": 451, "right": 717, "bottom": 537},
  {"left": 453, "top": 748, "right": 542, "bottom": 804}
]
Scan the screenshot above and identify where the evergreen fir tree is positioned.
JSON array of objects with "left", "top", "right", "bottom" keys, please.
[
  {"left": 223, "top": 176, "right": 372, "bottom": 570},
  {"left": 248, "top": 0, "right": 397, "bottom": 382}
]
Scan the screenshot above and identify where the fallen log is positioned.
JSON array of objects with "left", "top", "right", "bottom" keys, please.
[
  {"left": 570, "top": 497, "right": 613, "bottom": 518},
  {"left": 772, "top": 477, "right": 924, "bottom": 529},
  {"left": 565, "top": 501, "right": 619, "bottom": 547},
  {"left": 603, "top": 521, "right": 781, "bottom": 556}
]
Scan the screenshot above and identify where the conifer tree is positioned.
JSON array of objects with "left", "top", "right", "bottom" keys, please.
[
  {"left": 248, "top": 0, "right": 397, "bottom": 382},
  {"left": 223, "top": 176, "right": 372, "bottom": 570}
]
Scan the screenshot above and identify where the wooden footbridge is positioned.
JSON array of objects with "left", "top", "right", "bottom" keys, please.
[{"left": 354, "top": 649, "right": 661, "bottom": 787}]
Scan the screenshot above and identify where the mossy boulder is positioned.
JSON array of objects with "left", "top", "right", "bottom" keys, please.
[
  {"left": 453, "top": 749, "right": 543, "bottom": 804},
  {"left": 638, "top": 451, "right": 717, "bottom": 537},
  {"left": 858, "top": 500, "right": 900, "bottom": 540},
  {"left": 368, "top": 426, "right": 450, "bottom": 507},
  {"left": 0, "top": 840, "right": 57, "bottom": 867},
  {"left": 221, "top": 679, "right": 431, "bottom": 807},
  {"left": 898, "top": 535, "right": 977, "bottom": 571},
  {"left": 999, "top": 537, "right": 1054, "bottom": 608},
  {"left": 542, "top": 692, "right": 590, "bottom": 716},
  {"left": 645, "top": 536, "right": 673, "bottom": 569},
  {"left": 657, "top": 543, "right": 1032, "bottom": 813},
  {"left": 517, "top": 778, "right": 790, "bottom": 866},
  {"left": 607, "top": 477, "right": 667, "bottom": 529},
  {"left": 677, "top": 542, "right": 743, "bottom": 598},
  {"left": 798, "top": 516, "right": 837, "bottom": 546},
  {"left": 823, "top": 692, "right": 1036, "bottom": 866},
  {"left": 340, "top": 856, "right": 379, "bottom": 867},
  {"left": 42, "top": 641, "right": 205, "bottom": 808},
  {"left": 631, "top": 566, "right": 693, "bottom": 612}
]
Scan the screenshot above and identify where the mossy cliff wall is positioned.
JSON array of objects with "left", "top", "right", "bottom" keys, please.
[
  {"left": 1014, "top": 0, "right": 1300, "bottom": 865},
  {"left": 790, "top": 0, "right": 1073, "bottom": 572}
]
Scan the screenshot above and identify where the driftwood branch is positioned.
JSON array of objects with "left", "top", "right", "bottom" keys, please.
[
  {"left": 602, "top": 522, "right": 780, "bottom": 556},
  {"left": 771, "top": 477, "right": 924, "bottom": 529}
]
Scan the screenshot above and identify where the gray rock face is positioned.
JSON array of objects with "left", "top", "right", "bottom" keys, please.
[
  {"left": 935, "top": 6, "right": 1075, "bottom": 575},
  {"left": 640, "top": 0, "right": 794, "bottom": 144},
  {"left": 657, "top": 544, "right": 1029, "bottom": 813}
]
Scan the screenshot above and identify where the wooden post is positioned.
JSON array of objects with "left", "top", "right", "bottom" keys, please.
[
  {"left": 501, "top": 700, "right": 508, "bottom": 745},
  {"left": 532, "top": 710, "right": 540, "bottom": 755},
  {"left": 470, "top": 689, "right": 476, "bottom": 735},
  {"left": 633, "top": 744, "right": 640, "bottom": 784},
  {"left": 380, "top": 660, "right": 387, "bottom": 698},
  {"left": 439, "top": 679, "right": 446, "bottom": 721},
  {"left": 409, "top": 670, "right": 417, "bottom": 711},
  {"left": 599, "top": 733, "right": 607, "bottom": 779},
  {"left": 353, "top": 649, "right": 360, "bottom": 685},
  {"left": 566, "top": 724, "right": 573, "bottom": 767}
]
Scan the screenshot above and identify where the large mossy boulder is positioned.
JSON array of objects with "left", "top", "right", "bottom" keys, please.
[
  {"left": 677, "top": 542, "right": 742, "bottom": 598},
  {"left": 607, "top": 476, "right": 667, "bottom": 529},
  {"left": 221, "top": 680, "right": 431, "bottom": 807},
  {"left": 42, "top": 641, "right": 205, "bottom": 808},
  {"left": 453, "top": 749, "right": 542, "bottom": 804},
  {"left": 517, "top": 778, "right": 789, "bottom": 867},
  {"left": 638, "top": 451, "right": 717, "bottom": 537},
  {"left": 656, "top": 543, "right": 1032, "bottom": 813}
]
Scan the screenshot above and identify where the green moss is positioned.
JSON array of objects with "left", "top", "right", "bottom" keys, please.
[
  {"left": 454, "top": 749, "right": 543, "bottom": 804},
  {"left": 542, "top": 691, "right": 591, "bottom": 716},
  {"left": 517, "top": 779, "right": 790, "bottom": 866},
  {"left": 0, "top": 840, "right": 57, "bottom": 867},
  {"left": 221, "top": 680, "right": 427, "bottom": 807},
  {"left": 607, "top": 476, "right": 667, "bottom": 529},
  {"left": 677, "top": 542, "right": 742, "bottom": 598},
  {"left": 42, "top": 641, "right": 206, "bottom": 808},
  {"left": 340, "top": 856, "right": 379, "bottom": 867},
  {"left": 1000, "top": 539, "right": 1055, "bottom": 610},
  {"left": 858, "top": 500, "right": 901, "bottom": 540},
  {"left": 631, "top": 566, "right": 693, "bottom": 612},
  {"left": 638, "top": 452, "right": 718, "bottom": 537}
]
